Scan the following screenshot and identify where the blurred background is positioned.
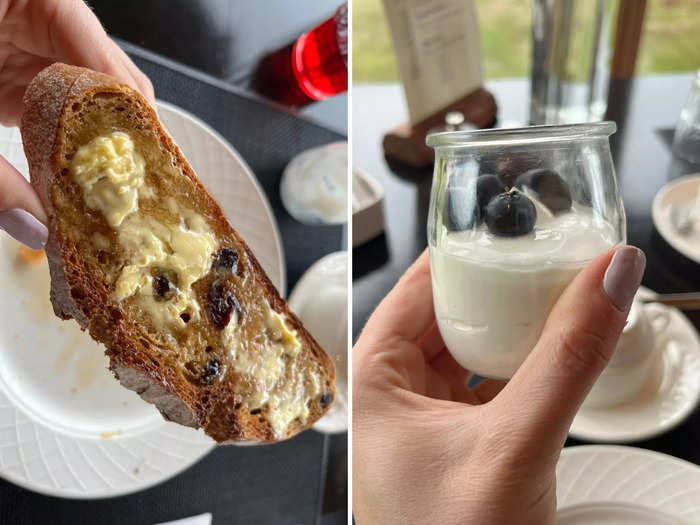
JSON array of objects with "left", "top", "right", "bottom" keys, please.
[
  {"left": 354, "top": 0, "right": 700, "bottom": 82},
  {"left": 92, "top": 0, "right": 347, "bottom": 134}
]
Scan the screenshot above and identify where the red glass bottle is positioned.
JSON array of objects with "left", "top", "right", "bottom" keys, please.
[{"left": 254, "top": 3, "right": 348, "bottom": 107}]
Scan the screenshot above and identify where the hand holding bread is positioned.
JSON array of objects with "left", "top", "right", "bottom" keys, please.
[
  {"left": 0, "top": 0, "right": 154, "bottom": 249},
  {"left": 20, "top": 63, "right": 335, "bottom": 442}
]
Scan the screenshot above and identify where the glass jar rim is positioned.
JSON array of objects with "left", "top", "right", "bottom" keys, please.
[{"left": 426, "top": 121, "right": 617, "bottom": 149}]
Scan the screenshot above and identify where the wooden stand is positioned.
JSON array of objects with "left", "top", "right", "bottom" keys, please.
[{"left": 382, "top": 88, "right": 498, "bottom": 168}]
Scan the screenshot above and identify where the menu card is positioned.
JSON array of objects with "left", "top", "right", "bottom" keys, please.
[{"left": 382, "top": 0, "right": 483, "bottom": 124}]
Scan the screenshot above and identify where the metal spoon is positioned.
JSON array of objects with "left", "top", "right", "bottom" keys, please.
[{"left": 641, "top": 292, "right": 700, "bottom": 310}]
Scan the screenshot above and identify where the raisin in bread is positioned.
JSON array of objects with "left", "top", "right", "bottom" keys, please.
[{"left": 20, "top": 63, "right": 336, "bottom": 443}]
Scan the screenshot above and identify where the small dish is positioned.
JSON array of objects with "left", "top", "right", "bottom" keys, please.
[
  {"left": 280, "top": 142, "right": 348, "bottom": 226},
  {"left": 652, "top": 174, "right": 700, "bottom": 264}
]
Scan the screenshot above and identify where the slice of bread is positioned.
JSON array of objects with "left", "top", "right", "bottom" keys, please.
[{"left": 20, "top": 63, "right": 336, "bottom": 443}]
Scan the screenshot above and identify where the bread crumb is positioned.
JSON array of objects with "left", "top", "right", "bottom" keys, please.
[{"left": 100, "top": 430, "right": 122, "bottom": 439}]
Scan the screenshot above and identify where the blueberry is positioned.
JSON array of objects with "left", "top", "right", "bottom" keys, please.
[
  {"left": 476, "top": 174, "right": 505, "bottom": 215},
  {"left": 446, "top": 185, "right": 478, "bottom": 231},
  {"left": 515, "top": 168, "right": 572, "bottom": 214},
  {"left": 320, "top": 393, "right": 333, "bottom": 407},
  {"left": 484, "top": 191, "right": 536, "bottom": 237}
]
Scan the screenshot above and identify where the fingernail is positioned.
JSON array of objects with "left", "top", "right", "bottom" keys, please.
[
  {"left": 603, "top": 247, "right": 646, "bottom": 311},
  {"left": 0, "top": 209, "right": 48, "bottom": 250}
]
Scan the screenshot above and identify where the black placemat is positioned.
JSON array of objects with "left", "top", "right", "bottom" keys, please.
[
  {"left": 0, "top": 43, "right": 346, "bottom": 525},
  {"left": 126, "top": 41, "right": 346, "bottom": 293}
]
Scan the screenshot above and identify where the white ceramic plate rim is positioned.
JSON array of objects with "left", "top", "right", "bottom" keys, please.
[
  {"left": 0, "top": 433, "right": 211, "bottom": 500},
  {"left": 557, "top": 445, "right": 700, "bottom": 520},
  {"left": 0, "top": 100, "right": 286, "bottom": 499},
  {"left": 287, "top": 251, "right": 348, "bottom": 434},
  {"left": 158, "top": 100, "right": 286, "bottom": 295},
  {"left": 569, "top": 287, "right": 700, "bottom": 443},
  {"left": 651, "top": 173, "right": 700, "bottom": 265},
  {"left": 557, "top": 501, "right": 681, "bottom": 522}
]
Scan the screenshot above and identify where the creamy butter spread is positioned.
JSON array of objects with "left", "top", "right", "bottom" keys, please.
[
  {"left": 71, "top": 132, "right": 217, "bottom": 328},
  {"left": 71, "top": 131, "right": 148, "bottom": 227},
  {"left": 226, "top": 303, "right": 321, "bottom": 436},
  {"left": 72, "top": 132, "right": 321, "bottom": 437},
  {"left": 115, "top": 211, "right": 217, "bottom": 326}
]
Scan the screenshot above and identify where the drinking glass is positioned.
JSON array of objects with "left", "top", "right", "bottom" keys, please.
[
  {"left": 426, "top": 122, "right": 626, "bottom": 379},
  {"left": 530, "top": 0, "right": 614, "bottom": 125},
  {"left": 672, "top": 70, "right": 700, "bottom": 164}
]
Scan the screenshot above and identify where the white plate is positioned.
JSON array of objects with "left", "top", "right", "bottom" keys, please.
[
  {"left": 570, "top": 287, "right": 700, "bottom": 443},
  {"left": 557, "top": 445, "right": 700, "bottom": 523},
  {"left": 0, "top": 101, "right": 285, "bottom": 498},
  {"left": 288, "top": 252, "right": 348, "bottom": 434},
  {"left": 652, "top": 174, "right": 700, "bottom": 264}
]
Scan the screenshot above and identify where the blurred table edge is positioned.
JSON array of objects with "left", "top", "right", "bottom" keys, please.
[{"left": 118, "top": 38, "right": 347, "bottom": 137}]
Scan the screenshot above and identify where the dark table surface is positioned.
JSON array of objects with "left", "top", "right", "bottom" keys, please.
[
  {"left": 0, "top": 2, "right": 347, "bottom": 524},
  {"left": 92, "top": 0, "right": 347, "bottom": 135},
  {"left": 352, "top": 73, "right": 700, "bottom": 466}
]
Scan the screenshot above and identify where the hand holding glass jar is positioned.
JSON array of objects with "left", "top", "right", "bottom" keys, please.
[{"left": 427, "top": 122, "right": 626, "bottom": 379}]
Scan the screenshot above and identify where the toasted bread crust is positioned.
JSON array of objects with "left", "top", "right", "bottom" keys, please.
[{"left": 21, "top": 63, "right": 335, "bottom": 443}]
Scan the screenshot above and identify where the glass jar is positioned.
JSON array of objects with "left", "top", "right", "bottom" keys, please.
[{"left": 426, "top": 122, "right": 625, "bottom": 379}]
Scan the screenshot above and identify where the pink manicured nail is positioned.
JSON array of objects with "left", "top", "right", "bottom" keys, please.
[
  {"left": 603, "top": 247, "right": 646, "bottom": 311},
  {"left": 0, "top": 209, "right": 48, "bottom": 250}
]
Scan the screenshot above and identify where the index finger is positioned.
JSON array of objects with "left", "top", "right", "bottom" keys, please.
[
  {"left": 496, "top": 247, "right": 645, "bottom": 449},
  {"left": 358, "top": 249, "right": 436, "bottom": 349},
  {"left": 10, "top": 0, "right": 154, "bottom": 104}
]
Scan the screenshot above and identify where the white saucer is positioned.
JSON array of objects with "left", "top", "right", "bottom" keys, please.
[
  {"left": 557, "top": 445, "right": 700, "bottom": 523},
  {"left": 570, "top": 287, "right": 700, "bottom": 443},
  {"left": 288, "top": 252, "right": 348, "bottom": 434},
  {"left": 651, "top": 174, "right": 700, "bottom": 264},
  {"left": 0, "top": 101, "right": 285, "bottom": 498}
]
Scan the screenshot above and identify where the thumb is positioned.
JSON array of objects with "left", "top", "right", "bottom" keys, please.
[
  {"left": 0, "top": 155, "right": 47, "bottom": 249},
  {"left": 497, "top": 246, "right": 645, "bottom": 448}
]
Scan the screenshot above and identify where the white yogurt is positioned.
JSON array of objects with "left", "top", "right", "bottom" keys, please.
[{"left": 431, "top": 204, "right": 617, "bottom": 379}]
